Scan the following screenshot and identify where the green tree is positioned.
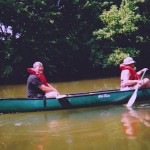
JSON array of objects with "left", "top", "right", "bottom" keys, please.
[
  {"left": 92, "top": 0, "right": 144, "bottom": 68},
  {"left": 0, "top": 0, "right": 150, "bottom": 84}
]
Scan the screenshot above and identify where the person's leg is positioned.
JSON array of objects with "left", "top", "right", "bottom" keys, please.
[
  {"left": 45, "top": 91, "right": 58, "bottom": 98},
  {"left": 45, "top": 91, "right": 67, "bottom": 99},
  {"left": 140, "top": 78, "right": 150, "bottom": 88},
  {"left": 120, "top": 86, "right": 136, "bottom": 91}
]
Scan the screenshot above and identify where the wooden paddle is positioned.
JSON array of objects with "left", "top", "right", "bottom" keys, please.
[{"left": 126, "top": 69, "right": 147, "bottom": 107}]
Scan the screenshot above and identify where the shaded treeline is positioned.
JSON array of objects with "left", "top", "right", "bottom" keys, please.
[{"left": 0, "top": 0, "right": 150, "bottom": 84}]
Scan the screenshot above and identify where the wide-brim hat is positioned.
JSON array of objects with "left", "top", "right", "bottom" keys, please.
[
  {"left": 33, "top": 61, "right": 43, "bottom": 68},
  {"left": 122, "top": 57, "right": 135, "bottom": 65}
]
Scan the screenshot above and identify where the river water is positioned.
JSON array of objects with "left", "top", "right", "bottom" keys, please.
[{"left": 0, "top": 77, "right": 150, "bottom": 150}]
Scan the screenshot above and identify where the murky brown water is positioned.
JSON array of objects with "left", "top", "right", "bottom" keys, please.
[
  {"left": 0, "top": 77, "right": 150, "bottom": 150},
  {"left": 0, "top": 77, "right": 120, "bottom": 98}
]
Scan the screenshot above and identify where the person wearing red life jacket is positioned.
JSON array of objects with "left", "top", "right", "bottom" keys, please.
[
  {"left": 27, "top": 61, "right": 66, "bottom": 98},
  {"left": 120, "top": 57, "right": 150, "bottom": 91}
]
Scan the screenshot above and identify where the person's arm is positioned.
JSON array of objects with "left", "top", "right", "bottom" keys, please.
[
  {"left": 121, "top": 70, "right": 139, "bottom": 86},
  {"left": 39, "top": 84, "right": 59, "bottom": 94},
  {"left": 47, "top": 83, "right": 58, "bottom": 92},
  {"left": 31, "top": 75, "right": 59, "bottom": 94},
  {"left": 137, "top": 68, "right": 148, "bottom": 76}
]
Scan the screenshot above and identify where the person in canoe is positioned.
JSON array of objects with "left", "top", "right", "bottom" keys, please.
[
  {"left": 120, "top": 57, "right": 150, "bottom": 91},
  {"left": 27, "top": 61, "right": 66, "bottom": 98}
]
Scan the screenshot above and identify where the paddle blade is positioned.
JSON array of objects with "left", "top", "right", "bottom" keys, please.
[
  {"left": 126, "top": 69, "right": 147, "bottom": 107},
  {"left": 126, "top": 88, "right": 138, "bottom": 107}
]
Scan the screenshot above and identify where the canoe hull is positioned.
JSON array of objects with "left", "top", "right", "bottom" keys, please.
[{"left": 0, "top": 88, "right": 150, "bottom": 114}]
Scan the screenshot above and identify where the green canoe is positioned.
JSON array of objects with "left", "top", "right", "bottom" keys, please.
[{"left": 0, "top": 88, "right": 150, "bottom": 114}]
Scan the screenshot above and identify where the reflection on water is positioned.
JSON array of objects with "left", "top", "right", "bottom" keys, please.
[
  {"left": 121, "top": 105, "right": 150, "bottom": 139},
  {"left": 0, "top": 104, "right": 150, "bottom": 150}
]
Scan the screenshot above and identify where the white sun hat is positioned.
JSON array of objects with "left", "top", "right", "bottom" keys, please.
[
  {"left": 123, "top": 57, "right": 136, "bottom": 65},
  {"left": 33, "top": 61, "right": 43, "bottom": 68}
]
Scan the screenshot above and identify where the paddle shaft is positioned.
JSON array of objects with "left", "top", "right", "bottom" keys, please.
[
  {"left": 126, "top": 69, "right": 147, "bottom": 107},
  {"left": 140, "top": 69, "right": 147, "bottom": 81}
]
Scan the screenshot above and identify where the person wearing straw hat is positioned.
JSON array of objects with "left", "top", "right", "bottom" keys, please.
[
  {"left": 120, "top": 57, "right": 150, "bottom": 91},
  {"left": 27, "top": 61, "right": 66, "bottom": 98}
]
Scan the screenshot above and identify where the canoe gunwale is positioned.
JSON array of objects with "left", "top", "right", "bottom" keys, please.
[{"left": 0, "top": 87, "right": 150, "bottom": 114}]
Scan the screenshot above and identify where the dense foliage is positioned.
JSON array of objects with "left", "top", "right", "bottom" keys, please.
[{"left": 0, "top": 0, "right": 150, "bottom": 84}]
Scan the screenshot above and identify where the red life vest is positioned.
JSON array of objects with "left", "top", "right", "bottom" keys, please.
[
  {"left": 120, "top": 64, "right": 140, "bottom": 80},
  {"left": 27, "top": 68, "right": 49, "bottom": 86}
]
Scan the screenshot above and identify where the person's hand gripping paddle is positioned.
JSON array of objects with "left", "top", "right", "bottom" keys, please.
[{"left": 126, "top": 69, "right": 148, "bottom": 107}]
